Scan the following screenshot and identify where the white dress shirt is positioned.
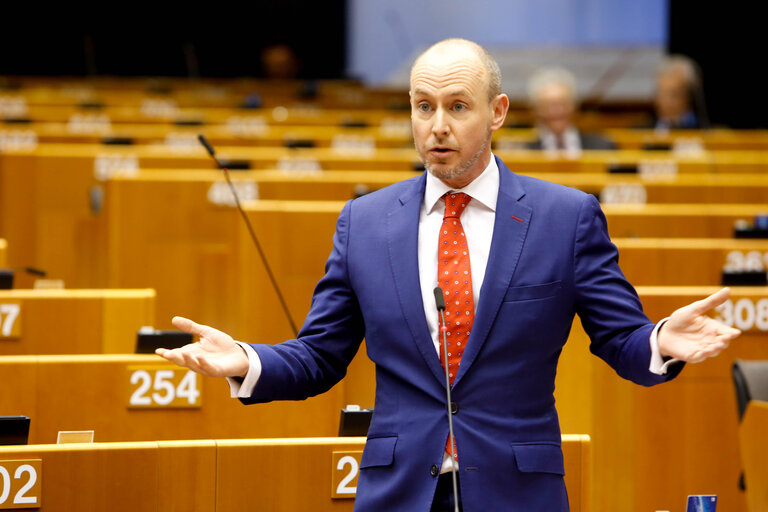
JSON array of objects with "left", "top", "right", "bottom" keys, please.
[
  {"left": 538, "top": 125, "right": 582, "bottom": 158},
  {"left": 227, "top": 155, "right": 676, "bottom": 472}
]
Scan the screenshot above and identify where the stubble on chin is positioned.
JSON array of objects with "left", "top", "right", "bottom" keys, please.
[{"left": 423, "top": 137, "right": 488, "bottom": 182}]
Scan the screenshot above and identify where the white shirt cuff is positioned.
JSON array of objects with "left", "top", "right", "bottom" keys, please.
[
  {"left": 649, "top": 317, "right": 681, "bottom": 375},
  {"left": 225, "top": 342, "right": 263, "bottom": 398}
]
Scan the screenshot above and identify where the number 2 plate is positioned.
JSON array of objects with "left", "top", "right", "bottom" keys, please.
[{"left": 331, "top": 451, "right": 362, "bottom": 499}]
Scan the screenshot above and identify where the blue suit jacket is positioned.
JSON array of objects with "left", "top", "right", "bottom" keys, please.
[{"left": 243, "top": 157, "right": 683, "bottom": 511}]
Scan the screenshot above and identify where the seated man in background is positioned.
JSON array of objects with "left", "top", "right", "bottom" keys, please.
[
  {"left": 525, "top": 67, "right": 617, "bottom": 155},
  {"left": 651, "top": 55, "right": 707, "bottom": 131}
]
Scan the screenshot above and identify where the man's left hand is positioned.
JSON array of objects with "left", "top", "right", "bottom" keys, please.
[{"left": 657, "top": 287, "right": 742, "bottom": 363}]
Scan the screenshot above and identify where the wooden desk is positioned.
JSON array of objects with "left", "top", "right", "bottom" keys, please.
[
  {"left": 109, "top": 168, "right": 768, "bottom": 203},
  {"left": 0, "top": 238, "right": 6, "bottom": 267},
  {"left": 0, "top": 354, "right": 343, "bottom": 445},
  {"left": 103, "top": 196, "right": 768, "bottom": 344},
  {"left": 0, "top": 435, "right": 589, "bottom": 512},
  {"left": 12, "top": 119, "right": 768, "bottom": 153},
  {"left": 0, "top": 289, "right": 154, "bottom": 355},
  {"left": 3, "top": 143, "right": 767, "bottom": 286},
  {"left": 602, "top": 204, "right": 767, "bottom": 238},
  {"left": 604, "top": 128, "right": 768, "bottom": 151},
  {"left": 738, "top": 401, "right": 768, "bottom": 512},
  {"left": 581, "top": 287, "right": 768, "bottom": 512},
  {"left": 615, "top": 238, "right": 768, "bottom": 286}
]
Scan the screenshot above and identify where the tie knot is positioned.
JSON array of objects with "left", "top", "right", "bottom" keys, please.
[{"left": 442, "top": 193, "right": 471, "bottom": 220}]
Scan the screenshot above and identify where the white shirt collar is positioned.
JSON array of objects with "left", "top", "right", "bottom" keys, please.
[
  {"left": 538, "top": 125, "right": 579, "bottom": 150},
  {"left": 424, "top": 155, "right": 499, "bottom": 215}
]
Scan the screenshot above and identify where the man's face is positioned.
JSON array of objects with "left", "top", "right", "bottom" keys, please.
[
  {"left": 655, "top": 71, "right": 690, "bottom": 121},
  {"left": 533, "top": 82, "right": 575, "bottom": 136},
  {"left": 410, "top": 48, "right": 507, "bottom": 188}
]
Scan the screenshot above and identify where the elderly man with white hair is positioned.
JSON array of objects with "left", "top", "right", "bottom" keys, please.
[{"left": 525, "top": 67, "right": 617, "bottom": 155}]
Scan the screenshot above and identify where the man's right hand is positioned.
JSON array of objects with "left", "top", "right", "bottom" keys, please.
[{"left": 155, "top": 316, "right": 250, "bottom": 378}]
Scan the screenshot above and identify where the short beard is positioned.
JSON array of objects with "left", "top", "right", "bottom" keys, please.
[{"left": 423, "top": 135, "right": 489, "bottom": 182}]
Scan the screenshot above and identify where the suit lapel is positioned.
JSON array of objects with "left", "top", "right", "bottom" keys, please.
[
  {"left": 453, "top": 158, "right": 532, "bottom": 386},
  {"left": 387, "top": 174, "right": 447, "bottom": 385}
]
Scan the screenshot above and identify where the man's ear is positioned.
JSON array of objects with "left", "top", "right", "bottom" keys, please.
[{"left": 490, "top": 94, "right": 509, "bottom": 131}]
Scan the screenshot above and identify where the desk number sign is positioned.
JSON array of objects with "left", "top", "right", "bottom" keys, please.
[
  {"left": 126, "top": 367, "right": 201, "bottom": 408},
  {"left": 0, "top": 460, "right": 41, "bottom": 509},
  {"left": 0, "top": 303, "right": 21, "bottom": 340},
  {"left": 331, "top": 451, "right": 362, "bottom": 499}
]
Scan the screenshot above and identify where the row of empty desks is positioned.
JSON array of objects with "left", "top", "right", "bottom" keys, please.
[
  {"left": 8, "top": 144, "right": 768, "bottom": 175},
  {"left": 105, "top": 168, "right": 768, "bottom": 203},
  {"left": 1, "top": 152, "right": 766, "bottom": 291},
  {"left": 2, "top": 288, "right": 761, "bottom": 511},
  {"left": 1, "top": 102, "right": 651, "bottom": 130},
  {"left": 10, "top": 122, "right": 768, "bottom": 151},
  {"left": 0, "top": 435, "right": 591, "bottom": 511},
  {"left": 5, "top": 191, "right": 760, "bottom": 338},
  {"left": 0, "top": 289, "right": 154, "bottom": 355},
  {"left": 104, "top": 197, "right": 768, "bottom": 338}
]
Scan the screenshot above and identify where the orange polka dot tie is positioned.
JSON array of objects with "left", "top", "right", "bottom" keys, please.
[{"left": 438, "top": 192, "right": 474, "bottom": 461}]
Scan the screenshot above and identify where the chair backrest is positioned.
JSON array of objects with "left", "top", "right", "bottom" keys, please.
[{"left": 733, "top": 360, "right": 768, "bottom": 421}]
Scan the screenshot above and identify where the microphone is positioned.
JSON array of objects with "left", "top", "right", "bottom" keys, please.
[
  {"left": 433, "top": 286, "right": 460, "bottom": 512},
  {"left": 197, "top": 134, "right": 299, "bottom": 338}
]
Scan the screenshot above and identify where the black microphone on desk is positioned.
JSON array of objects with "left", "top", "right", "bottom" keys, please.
[
  {"left": 197, "top": 134, "right": 299, "bottom": 338},
  {"left": 433, "top": 286, "right": 460, "bottom": 512}
]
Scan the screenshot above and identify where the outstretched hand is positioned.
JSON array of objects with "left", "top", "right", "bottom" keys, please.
[
  {"left": 155, "top": 316, "right": 250, "bottom": 378},
  {"left": 657, "top": 288, "right": 741, "bottom": 363}
]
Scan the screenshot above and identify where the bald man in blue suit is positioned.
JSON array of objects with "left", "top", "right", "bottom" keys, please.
[{"left": 158, "top": 39, "right": 740, "bottom": 511}]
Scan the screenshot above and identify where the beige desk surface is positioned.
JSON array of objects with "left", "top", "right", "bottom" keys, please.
[
  {"left": 0, "top": 435, "right": 590, "bottom": 512},
  {"left": 0, "top": 289, "right": 154, "bottom": 354}
]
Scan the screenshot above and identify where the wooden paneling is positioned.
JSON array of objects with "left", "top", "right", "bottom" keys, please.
[
  {"left": 739, "top": 401, "right": 768, "bottom": 512},
  {"left": 0, "top": 355, "right": 343, "bottom": 444},
  {"left": 615, "top": 238, "right": 768, "bottom": 286}
]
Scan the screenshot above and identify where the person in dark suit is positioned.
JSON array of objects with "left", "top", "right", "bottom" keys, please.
[
  {"left": 157, "top": 39, "right": 739, "bottom": 511},
  {"left": 524, "top": 67, "right": 617, "bottom": 154},
  {"left": 650, "top": 55, "right": 708, "bottom": 131}
]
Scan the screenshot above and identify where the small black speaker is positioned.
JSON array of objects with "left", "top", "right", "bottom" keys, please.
[
  {"left": 136, "top": 328, "right": 194, "bottom": 354},
  {"left": 608, "top": 164, "right": 639, "bottom": 174},
  {"left": 0, "top": 416, "right": 30, "bottom": 446},
  {"left": 0, "top": 269, "right": 13, "bottom": 290},
  {"left": 721, "top": 270, "right": 768, "bottom": 286},
  {"left": 218, "top": 159, "right": 251, "bottom": 170},
  {"left": 338, "top": 407, "right": 373, "bottom": 436}
]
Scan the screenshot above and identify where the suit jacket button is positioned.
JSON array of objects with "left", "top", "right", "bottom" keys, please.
[
  {"left": 430, "top": 464, "right": 439, "bottom": 476},
  {"left": 450, "top": 402, "right": 459, "bottom": 414}
]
